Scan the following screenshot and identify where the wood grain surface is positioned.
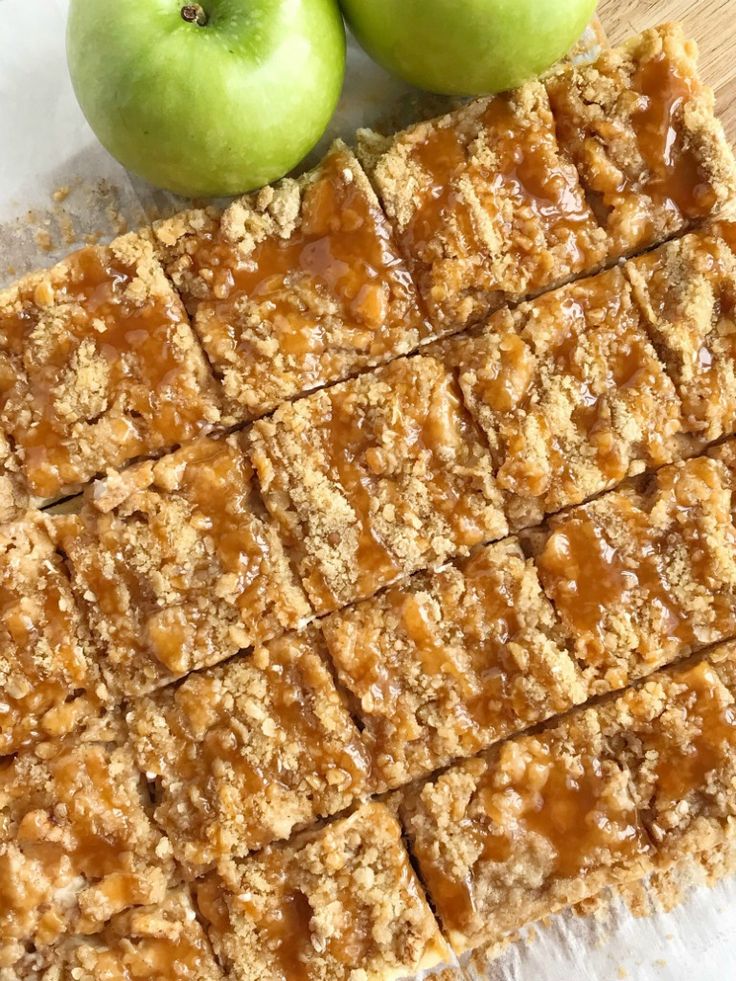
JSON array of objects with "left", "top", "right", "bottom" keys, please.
[{"left": 597, "top": 0, "right": 736, "bottom": 141}]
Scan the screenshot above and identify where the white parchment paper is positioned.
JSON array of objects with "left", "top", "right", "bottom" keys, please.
[{"left": 2, "top": 2, "right": 735, "bottom": 977}]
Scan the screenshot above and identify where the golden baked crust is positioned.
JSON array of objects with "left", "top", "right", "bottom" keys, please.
[
  {"left": 0, "top": 512, "right": 103, "bottom": 756},
  {"left": 128, "top": 631, "right": 370, "bottom": 876},
  {"left": 401, "top": 708, "right": 653, "bottom": 954},
  {"left": 153, "top": 141, "right": 430, "bottom": 423},
  {"left": 0, "top": 717, "right": 172, "bottom": 972},
  {"left": 432, "top": 266, "right": 683, "bottom": 529},
  {"left": 4, "top": 888, "right": 224, "bottom": 981},
  {"left": 196, "top": 802, "right": 450, "bottom": 981},
  {"left": 55, "top": 433, "right": 312, "bottom": 696},
  {"left": 708, "top": 433, "right": 736, "bottom": 481},
  {"left": 0, "top": 433, "right": 28, "bottom": 524},
  {"left": 626, "top": 221, "right": 736, "bottom": 443},
  {"left": 0, "top": 234, "right": 223, "bottom": 501},
  {"left": 547, "top": 23, "right": 736, "bottom": 258},
  {"left": 531, "top": 455, "right": 736, "bottom": 692},
  {"left": 360, "top": 81, "right": 607, "bottom": 333},
  {"left": 249, "top": 356, "right": 507, "bottom": 614},
  {"left": 321, "top": 537, "right": 584, "bottom": 790}
]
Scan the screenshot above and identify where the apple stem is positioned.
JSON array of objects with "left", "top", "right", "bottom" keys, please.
[{"left": 181, "top": 3, "right": 208, "bottom": 26}]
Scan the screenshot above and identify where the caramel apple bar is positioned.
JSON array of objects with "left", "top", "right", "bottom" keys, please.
[
  {"left": 0, "top": 233, "right": 223, "bottom": 502},
  {"left": 529, "top": 454, "right": 736, "bottom": 693},
  {"left": 596, "top": 649, "right": 736, "bottom": 867},
  {"left": 433, "top": 266, "right": 683, "bottom": 530},
  {"left": 626, "top": 220, "right": 736, "bottom": 444},
  {"left": 56, "top": 433, "right": 312, "bottom": 696},
  {"left": 0, "top": 716, "right": 172, "bottom": 973},
  {"left": 547, "top": 24, "right": 736, "bottom": 259},
  {"left": 196, "top": 802, "right": 450, "bottom": 981},
  {"left": 359, "top": 80, "right": 607, "bottom": 334},
  {"left": 152, "top": 140, "right": 431, "bottom": 423},
  {"left": 321, "top": 537, "right": 584, "bottom": 790},
  {"left": 249, "top": 356, "right": 507, "bottom": 613},
  {"left": 401, "top": 706, "right": 654, "bottom": 955},
  {"left": 6, "top": 888, "right": 224, "bottom": 981},
  {"left": 128, "top": 630, "right": 370, "bottom": 876},
  {"left": 0, "top": 511, "right": 104, "bottom": 756}
]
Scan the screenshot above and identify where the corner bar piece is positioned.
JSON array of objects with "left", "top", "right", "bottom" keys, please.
[
  {"left": 0, "top": 233, "right": 223, "bottom": 502},
  {"left": 153, "top": 140, "right": 431, "bottom": 423},
  {"left": 249, "top": 356, "right": 506, "bottom": 614},
  {"left": 547, "top": 23, "right": 736, "bottom": 259},
  {"left": 195, "top": 802, "right": 450, "bottom": 981},
  {"left": 0, "top": 511, "right": 103, "bottom": 756},
  {"left": 0, "top": 716, "right": 172, "bottom": 973},
  {"left": 433, "top": 266, "right": 683, "bottom": 530},
  {"left": 401, "top": 707, "right": 653, "bottom": 954},
  {"left": 596, "top": 648, "right": 736, "bottom": 867},
  {"left": 359, "top": 80, "right": 606, "bottom": 333},
  {"left": 128, "top": 630, "right": 370, "bottom": 876},
  {"left": 321, "top": 537, "right": 584, "bottom": 790},
  {"left": 529, "top": 454, "right": 736, "bottom": 693},
  {"left": 626, "top": 221, "right": 736, "bottom": 444},
  {"left": 56, "top": 433, "right": 312, "bottom": 697},
  {"left": 4, "top": 888, "right": 224, "bottom": 981}
]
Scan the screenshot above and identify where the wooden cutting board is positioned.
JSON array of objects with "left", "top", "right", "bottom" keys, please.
[{"left": 598, "top": 0, "right": 736, "bottom": 142}]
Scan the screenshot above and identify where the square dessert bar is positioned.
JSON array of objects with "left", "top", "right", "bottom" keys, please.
[
  {"left": 626, "top": 221, "right": 736, "bottom": 443},
  {"left": 0, "top": 716, "right": 172, "bottom": 973},
  {"left": 547, "top": 24, "right": 736, "bottom": 259},
  {"left": 321, "top": 537, "right": 584, "bottom": 790},
  {"left": 153, "top": 140, "right": 431, "bottom": 422},
  {"left": 434, "top": 266, "right": 683, "bottom": 530},
  {"left": 597, "top": 649, "right": 736, "bottom": 868},
  {"left": 0, "top": 233, "right": 223, "bottom": 502},
  {"left": 196, "top": 802, "right": 450, "bottom": 981},
  {"left": 249, "top": 356, "right": 507, "bottom": 613},
  {"left": 530, "top": 454, "right": 736, "bottom": 694},
  {"left": 128, "top": 630, "right": 370, "bottom": 876},
  {"left": 7, "top": 888, "right": 224, "bottom": 981},
  {"left": 57, "top": 433, "right": 312, "bottom": 697},
  {"left": 0, "top": 511, "right": 104, "bottom": 756},
  {"left": 360, "top": 80, "right": 607, "bottom": 333},
  {"left": 401, "top": 707, "right": 653, "bottom": 954}
]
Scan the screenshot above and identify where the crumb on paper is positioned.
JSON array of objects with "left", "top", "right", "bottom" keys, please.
[
  {"left": 572, "top": 891, "right": 616, "bottom": 923},
  {"left": 1, "top": 177, "right": 143, "bottom": 287},
  {"left": 34, "top": 228, "right": 52, "bottom": 252}
]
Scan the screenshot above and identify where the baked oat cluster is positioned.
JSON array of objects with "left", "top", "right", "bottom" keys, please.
[{"left": 4, "top": 22, "right": 736, "bottom": 981}]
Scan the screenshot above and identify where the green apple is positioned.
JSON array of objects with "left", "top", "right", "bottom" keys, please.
[
  {"left": 67, "top": 0, "right": 346, "bottom": 197},
  {"left": 340, "top": 0, "right": 597, "bottom": 96}
]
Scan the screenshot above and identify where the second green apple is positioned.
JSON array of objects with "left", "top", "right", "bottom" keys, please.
[{"left": 341, "top": 0, "right": 597, "bottom": 95}]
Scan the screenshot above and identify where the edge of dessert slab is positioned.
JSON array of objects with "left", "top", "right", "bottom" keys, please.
[{"left": 464, "top": 9, "right": 736, "bottom": 973}]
